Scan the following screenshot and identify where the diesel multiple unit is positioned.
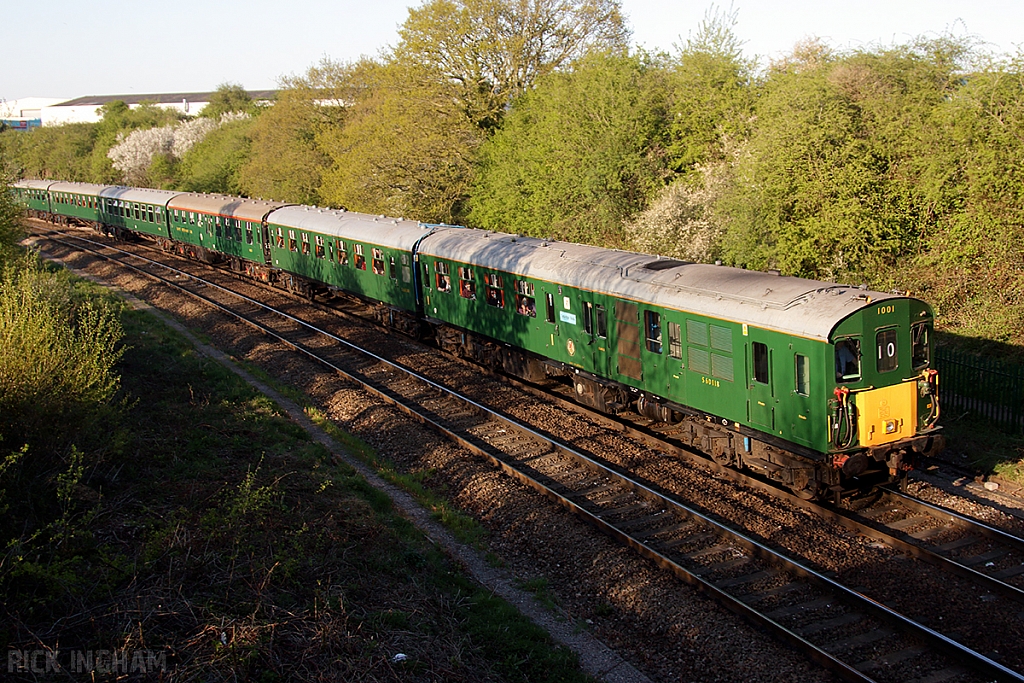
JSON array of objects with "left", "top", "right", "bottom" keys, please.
[{"left": 13, "top": 179, "right": 944, "bottom": 499}]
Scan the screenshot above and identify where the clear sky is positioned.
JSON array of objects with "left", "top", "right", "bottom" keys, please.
[{"left": 2, "top": 0, "right": 1020, "bottom": 101}]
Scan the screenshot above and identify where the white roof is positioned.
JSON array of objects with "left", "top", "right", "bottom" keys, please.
[
  {"left": 47, "top": 182, "right": 110, "bottom": 196},
  {"left": 100, "top": 186, "right": 181, "bottom": 206},
  {"left": 418, "top": 229, "right": 905, "bottom": 341},
  {"left": 267, "top": 205, "right": 447, "bottom": 251}
]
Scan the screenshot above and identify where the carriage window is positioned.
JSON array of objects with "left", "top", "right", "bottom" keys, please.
[
  {"left": 876, "top": 329, "right": 898, "bottom": 373},
  {"left": 458, "top": 266, "right": 475, "bottom": 299},
  {"left": 215, "top": 216, "right": 222, "bottom": 237},
  {"left": 485, "top": 274, "right": 503, "bottom": 308},
  {"left": 134, "top": 205, "right": 140, "bottom": 220},
  {"left": 288, "top": 230, "right": 297, "bottom": 252},
  {"left": 911, "top": 323, "right": 929, "bottom": 369},
  {"left": 583, "top": 302, "right": 593, "bottom": 334},
  {"left": 753, "top": 341, "right": 769, "bottom": 384},
  {"left": 835, "top": 338, "right": 861, "bottom": 382},
  {"left": 148, "top": 206, "right": 154, "bottom": 223},
  {"left": 246, "top": 224, "right": 254, "bottom": 245},
  {"left": 545, "top": 293, "right": 555, "bottom": 323},
  {"left": 371, "top": 248, "right": 385, "bottom": 275},
  {"left": 435, "top": 261, "right": 450, "bottom": 292},
  {"left": 301, "top": 233, "right": 311, "bottom": 255},
  {"left": 795, "top": 354, "right": 810, "bottom": 396},
  {"left": 234, "top": 221, "right": 242, "bottom": 241},
  {"left": 276, "top": 227, "right": 285, "bottom": 248},
  {"left": 389, "top": 256, "right": 398, "bottom": 280},
  {"left": 645, "top": 311, "right": 662, "bottom": 353},
  {"left": 336, "top": 240, "right": 348, "bottom": 265},
  {"left": 596, "top": 304, "right": 607, "bottom": 338},
  {"left": 668, "top": 322, "right": 682, "bottom": 359},
  {"left": 315, "top": 235, "right": 325, "bottom": 259},
  {"left": 354, "top": 244, "right": 366, "bottom": 270}
]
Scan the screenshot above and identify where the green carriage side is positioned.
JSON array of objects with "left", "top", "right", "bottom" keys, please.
[
  {"left": 167, "top": 193, "right": 290, "bottom": 264},
  {"left": 265, "top": 206, "right": 438, "bottom": 314},
  {"left": 45, "top": 182, "right": 108, "bottom": 225},
  {"left": 98, "top": 187, "right": 179, "bottom": 238},
  {"left": 10, "top": 179, "right": 55, "bottom": 214}
]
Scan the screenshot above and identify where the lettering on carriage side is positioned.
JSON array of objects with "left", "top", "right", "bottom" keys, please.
[
  {"left": 559, "top": 311, "right": 577, "bottom": 325},
  {"left": 701, "top": 376, "right": 720, "bottom": 388},
  {"left": 877, "top": 305, "right": 895, "bottom": 315}
]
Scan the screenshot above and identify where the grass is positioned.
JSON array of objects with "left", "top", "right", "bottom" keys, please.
[{"left": 1, "top": 302, "right": 593, "bottom": 682}]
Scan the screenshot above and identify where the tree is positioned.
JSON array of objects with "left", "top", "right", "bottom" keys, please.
[
  {"left": 202, "top": 83, "right": 254, "bottom": 118},
  {"left": 239, "top": 61, "right": 347, "bottom": 204},
  {"left": 176, "top": 117, "right": 255, "bottom": 195},
  {"left": 470, "top": 51, "right": 670, "bottom": 243},
  {"left": 397, "top": 0, "right": 630, "bottom": 132},
  {"left": 318, "top": 59, "right": 483, "bottom": 221}
]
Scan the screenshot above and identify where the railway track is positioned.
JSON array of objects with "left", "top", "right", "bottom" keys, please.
[{"left": 27, "top": 225, "right": 1024, "bottom": 683}]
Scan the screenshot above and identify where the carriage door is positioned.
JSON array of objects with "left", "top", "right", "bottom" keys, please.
[
  {"left": 261, "top": 224, "right": 273, "bottom": 264},
  {"left": 747, "top": 337, "right": 775, "bottom": 430},
  {"left": 614, "top": 300, "right": 642, "bottom": 382}
]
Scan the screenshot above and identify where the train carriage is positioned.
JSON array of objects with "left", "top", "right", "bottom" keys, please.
[
  {"left": 11, "top": 179, "right": 55, "bottom": 216},
  {"left": 265, "top": 206, "right": 447, "bottom": 327},
  {"left": 98, "top": 186, "right": 179, "bottom": 239},
  {"left": 419, "top": 229, "right": 942, "bottom": 497},
  {"left": 44, "top": 182, "right": 107, "bottom": 226},
  {"left": 167, "top": 193, "right": 289, "bottom": 265}
]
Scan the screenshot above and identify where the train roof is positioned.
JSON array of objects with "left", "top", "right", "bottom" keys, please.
[
  {"left": 47, "top": 182, "right": 111, "bottom": 197},
  {"left": 418, "top": 229, "right": 908, "bottom": 342},
  {"left": 267, "top": 205, "right": 450, "bottom": 251},
  {"left": 168, "top": 193, "right": 291, "bottom": 222},
  {"left": 99, "top": 186, "right": 180, "bottom": 206},
  {"left": 12, "top": 179, "right": 55, "bottom": 190}
]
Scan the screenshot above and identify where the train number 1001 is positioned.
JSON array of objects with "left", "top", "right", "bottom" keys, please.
[{"left": 876, "top": 305, "right": 895, "bottom": 315}]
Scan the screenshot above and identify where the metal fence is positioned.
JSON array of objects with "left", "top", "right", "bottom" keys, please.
[{"left": 933, "top": 346, "right": 1024, "bottom": 433}]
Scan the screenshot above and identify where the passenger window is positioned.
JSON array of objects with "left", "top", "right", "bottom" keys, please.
[
  {"left": 315, "top": 235, "right": 325, "bottom": 259},
  {"left": 435, "top": 262, "right": 450, "bottom": 291},
  {"left": 371, "top": 248, "right": 385, "bottom": 275},
  {"left": 301, "top": 234, "right": 311, "bottom": 256},
  {"left": 288, "top": 230, "right": 298, "bottom": 252},
  {"left": 876, "top": 329, "right": 898, "bottom": 373},
  {"left": 835, "top": 338, "right": 861, "bottom": 382},
  {"left": 337, "top": 240, "right": 348, "bottom": 265},
  {"left": 354, "top": 244, "right": 366, "bottom": 270},
  {"left": 911, "top": 323, "right": 929, "bottom": 369},
  {"left": 752, "top": 342, "right": 769, "bottom": 384},
  {"left": 795, "top": 354, "right": 809, "bottom": 396},
  {"left": 668, "top": 322, "right": 682, "bottom": 359},
  {"left": 246, "top": 225, "right": 254, "bottom": 245},
  {"left": 485, "top": 274, "right": 503, "bottom": 307},
  {"left": 545, "top": 293, "right": 555, "bottom": 323},
  {"left": 276, "top": 228, "right": 285, "bottom": 248},
  {"left": 458, "top": 266, "right": 475, "bottom": 299},
  {"left": 583, "top": 302, "right": 593, "bottom": 334},
  {"left": 389, "top": 256, "right": 398, "bottom": 281},
  {"left": 515, "top": 283, "right": 536, "bottom": 317},
  {"left": 645, "top": 311, "right": 662, "bottom": 353},
  {"left": 595, "top": 304, "right": 607, "bottom": 338}
]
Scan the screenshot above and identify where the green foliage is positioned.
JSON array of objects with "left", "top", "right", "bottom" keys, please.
[
  {"left": 667, "top": 4, "right": 754, "bottom": 172},
  {"left": 470, "top": 51, "right": 670, "bottom": 243},
  {"left": 176, "top": 116, "right": 255, "bottom": 194},
  {"left": 0, "top": 257, "right": 125, "bottom": 451},
  {"left": 396, "top": 0, "right": 630, "bottom": 132},
  {"left": 239, "top": 61, "right": 345, "bottom": 204},
  {"left": 0, "top": 160, "right": 23, "bottom": 262},
  {"left": 202, "top": 82, "right": 254, "bottom": 118},
  {"left": 1, "top": 123, "right": 99, "bottom": 181},
  {"left": 717, "top": 38, "right": 966, "bottom": 280},
  {"left": 318, "top": 58, "right": 484, "bottom": 222}
]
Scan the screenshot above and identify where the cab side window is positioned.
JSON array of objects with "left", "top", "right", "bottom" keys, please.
[{"left": 835, "top": 338, "right": 861, "bottom": 382}]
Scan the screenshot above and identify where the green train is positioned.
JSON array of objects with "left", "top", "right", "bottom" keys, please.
[{"left": 13, "top": 179, "right": 943, "bottom": 499}]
